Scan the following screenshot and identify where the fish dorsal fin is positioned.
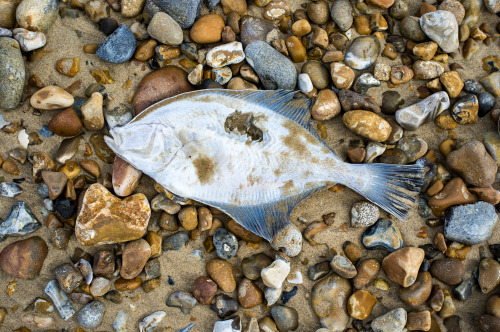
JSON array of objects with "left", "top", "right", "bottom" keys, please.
[
  {"left": 211, "top": 89, "right": 313, "bottom": 129},
  {"left": 203, "top": 187, "right": 321, "bottom": 241}
]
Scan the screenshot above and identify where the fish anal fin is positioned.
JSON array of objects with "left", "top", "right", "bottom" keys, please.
[{"left": 204, "top": 188, "right": 321, "bottom": 242}]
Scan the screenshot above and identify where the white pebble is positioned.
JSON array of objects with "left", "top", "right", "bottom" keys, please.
[
  {"left": 298, "top": 73, "right": 314, "bottom": 94},
  {"left": 286, "top": 271, "right": 303, "bottom": 284},
  {"left": 18, "top": 129, "right": 29, "bottom": 149},
  {"left": 13, "top": 28, "right": 46, "bottom": 52},
  {"left": 261, "top": 258, "right": 290, "bottom": 289}
]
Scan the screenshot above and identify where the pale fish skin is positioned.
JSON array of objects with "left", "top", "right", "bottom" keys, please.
[{"left": 105, "top": 90, "right": 423, "bottom": 241}]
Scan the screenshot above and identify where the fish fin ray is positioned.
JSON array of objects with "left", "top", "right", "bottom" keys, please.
[
  {"left": 203, "top": 188, "right": 320, "bottom": 241},
  {"left": 339, "top": 163, "right": 425, "bottom": 221}
]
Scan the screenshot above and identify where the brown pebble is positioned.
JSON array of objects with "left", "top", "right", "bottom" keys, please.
[
  {"left": 115, "top": 277, "right": 142, "bottom": 291},
  {"left": 120, "top": 239, "right": 151, "bottom": 279},
  {"left": 479, "top": 258, "right": 500, "bottom": 294},
  {"left": 47, "top": 108, "right": 83, "bottom": 137},
  {"left": 347, "top": 290, "right": 376, "bottom": 320},
  {"left": 447, "top": 141, "right": 497, "bottom": 187},
  {"left": 93, "top": 250, "right": 115, "bottom": 277},
  {"left": 134, "top": 39, "right": 157, "bottom": 61},
  {"left": 486, "top": 294, "right": 500, "bottom": 318},
  {"left": 79, "top": 159, "right": 101, "bottom": 179},
  {"left": 0, "top": 237, "right": 48, "bottom": 280},
  {"left": 428, "top": 177, "right": 477, "bottom": 217},
  {"left": 238, "top": 278, "right": 263, "bottom": 309},
  {"left": 353, "top": 258, "right": 380, "bottom": 289},
  {"left": 207, "top": 258, "right": 236, "bottom": 292},
  {"left": 429, "top": 257, "right": 465, "bottom": 285},
  {"left": 190, "top": 14, "right": 225, "bottom": 44},
  {"left": 178, "top": 206, "right": 198, "bottom": 231},
  {"left": 398, "top": 271, "right": 432, "bottom": 306},
  {"left": 382, "top": 247, "right": 425, "bottom": 287},
  {"left": 428, "top": 285, "right": 444, "bottom": 311},
  {"left": 2, "top": 158, "right": 19, "bottom": 175},
  {"left": 193, "top": 276, "right": 218, "bottom": 305},
  {"left": 406, "top": 310, "right": 432, "bottom": 331}
]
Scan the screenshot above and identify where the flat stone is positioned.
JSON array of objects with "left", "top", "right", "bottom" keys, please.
[
  {"left": 345, "top": 36, "right": 380, "bottom": 70},
  {"left": 76, "top": 300, "right": 105, "bottom": 329},
  {"left": 75, "top": 183, "right": 150, "bottom": 245},
  {"left": 147, "top": 12, "right": 182, "bottom": 45},
  {"left": 143, "top": 0, "right": 202, "bottom": 28},
  {"left": 430, "top": 258, "right": 465, "bottom": 285}
]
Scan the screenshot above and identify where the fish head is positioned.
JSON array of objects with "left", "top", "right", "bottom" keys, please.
[{"left": 105, "top": 122, "right": 183, "bottom": 174}]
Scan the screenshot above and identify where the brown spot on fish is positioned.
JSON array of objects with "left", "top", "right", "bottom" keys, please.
[
  {"left": 193, "top": 156, "right": 215, "bottom": 184},
  {"left": 224, "top": 110, "right": 263, "bottom": 142},
  {"left": 282, "top": 121, "right": 311, "bottom": 158}
]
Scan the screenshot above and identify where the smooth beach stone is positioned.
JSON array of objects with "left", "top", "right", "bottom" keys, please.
[
  {"left": 0, "top": 0, "right": 21, "bottom": 28},
  {"left": 0, "top": 37, "right": 25, "bottom": 110},
  {"left": 240, "top": 16, "right": 274, "bottom": 48},
  {"left": 16, "top": 0, "right": 58, "bottom": 32},
  {"left": 451, "top": 94, "right": 478, "bottom": 124},
  {"left": 311, "top": 274, "right": 351, "bottom": 331},
  {"left": 362, "top": 218, "right": 403, "bottom": 251},
  {"left": 206, "top": 42, "right": 245, "bottom": 68},
  {"left": 485, "top": 0, "right": 500, "bottom": 12},
  {"left": 400, "top": 16, "right": 427, "bottom": 42},
  {"left": 397, "top": 136, "right": 428, "bottom": 162},
  {"left": 147, "top": 12, "right": 182, "bottom": 45},
  {"left": 207, "top": 258, "right": 236, "bottom": 292},
  {"left": 439, "top": 0, "right": 465, "bottom": 24},
  {"left": 353, "top": 258, "right": 380, "bottom": 289},
  {"left": 105, "top": 105, "right": 133, "bottom": 129},
  {"left": 238, "top": 278, "right": 263, "bottom": 309},
  {"left": 478, "top": 92, "right": 496, "bottom": 117},
  {"left": 96, "top": 24, "right": 136, "bottom": 64},
  {"left": 308, "top": 261, "right": 331, "bottom": 281},
  {"left": 143, "top": 0, "right": 202, "bottom": 28},
  {"left": 428, "top": 177, "right": 477, "bottom": 217},
  {"left": 132, "top": 66, "right": 194, "bottom": 115},
  {"left": 395, "top": 91, "right": 450, "bottom": 131},
  {"left": 420, "top": 11, "right": 459, "bottom": 53},
  {"left": 330, "top": 0, "right": 352, "bottom": 31},
  {"left": 430, "top": 258, "right": 464, "bottom": 285},
  {"left": 371, "top": 308, "right": 407, "bottom": 332},
  {"left": 210, "top": 294, "right": 238, "bottom": 319},
  {"left": 121, "top": 0, "right": 146, "bottom": 17},
  {"left": 347, "top": 290, "right": 376, "bottom": 320},
  {"left": 382, "top": 247, "right": 425, "bottom": 287},
  {"left": 121, "top": 239, "right": 151, "bottom": 279},
  {"left": 351, "top": 201, "right": 379, "bottom": 228},
  {"left": 479, "top": 258, "right": 500, "bottom": 293},
  {"left": 444, "top": 201, "right": 498, "bottom": 245},
  {"left": 330, "top": 254, "right": 357, "bottom": 279},
  {"left": 112, "top": 156, "right": 142, "bottom": 197},
  {"left": 343, "top": 110, "right": 391, "bottom": 142},
  {"left": 190, "top": 14, "right": 225, "bottom": 44},
  {"left": 399, "top": 271, "right": 432, "bottom": 306},
  {"left": 480, "top": 72, "right": 500, "bottom": 97},
  {"left": 261, "top": 257, "right": 290, "bottom": 289},
  {"left": 0, "top": 201, "right": 41, "bottom": 239},
  {"left": 13, "top": 28, "right": 46, "bottom": 52},
  {"left": 54, "top": 263, "right": 83, "bottom": 293},
  {"left": 245, "top": 41, "right": 296, "bottom": 90},
  {"left": 213, "top": 228, "right": 238, "bottom": 260},
  {"left": 30, "top": 86, "right": 74, "bottom": 110},
  {"left": 271, "top": 223, "right": 302, "bottom": 257},
  {"left": 344, "top": 36, "right": 380, "bottom": 70},
  {"left": 76, "top": 301, "right": 105, "bottom": 329},
  {"left": 339, "top": 89, "right": 381, "bottom": 113},
  {"left": 166, "top": 290, "right": 197, "bottom": 314},
  {"left": 0, "top": 236, "right": 48, "bottom": 279},
  {"left": 162, "top": 231, "right": 189, "bottom": 250},
  {"left": 354, "top": 73, "right": 381, "bottom": 94},
  {"left": 138, "top": 311, "right": 167, "bottom": 332},
  {"left": 271, "top": 306, "right": 298, "bottom": 331},
  {"left": 446, "top": 140, "right": 497, "bottom": 187},
  {"left": 75, "top": 183, "right": 150, "bottom": 245},
  {"left": 464, "top": 79, "right": 483, "bottom": 94}
]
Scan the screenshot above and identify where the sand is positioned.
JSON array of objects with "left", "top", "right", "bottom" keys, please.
[{"left": 0, "top": 0, "right": 499, "bottom": 331}]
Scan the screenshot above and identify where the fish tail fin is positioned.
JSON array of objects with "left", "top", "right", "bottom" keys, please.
[{"left": 340, "top": 162, "right": 425, "bottom": 220}]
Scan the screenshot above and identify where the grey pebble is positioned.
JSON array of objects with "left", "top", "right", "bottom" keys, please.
[
  {"left": 362, "top": 218, "right": 403, "bottom": 252},
  {"left": 96, "top": 24, "right": 136, "bottom": 64},
  {"left": 143, "top": 0, "right": 202, "bottom": 28},
  {"left": 345, "top": 36, "right": 380, "bottom": 70},
  {"left": 353, "top": 73, "right": 381, "bottom": 94},
  {"left": 0, "top": 182, "right": 22, "bottom": 197},
  {"left": 166, "top": 290, "right": 197, "bottom": 314},
  {"left": 144, "top": 258, "right": 161, "bottom": 280},
  {"left": 0, "top": 37, "right": 25, "bottom": 110},
  {"left": 464, "top": 79, "right": 483, "bottom": 94},
  {"left": 245, "top": 41, "right": 297, "bottom": 90},
  {"left": 330, "top": 0, "right": 353, "bottom": 31},
  {"left": 444, "top": 201, "right": 498, "bottom": 245},
  {"left": 162, "top": 231, "right": 189, "bottom": 251},
  {"left": 308, "top": 261, "right": 331, "bottom": 281},
  {"left": 213, "top": 228, "right": 239, "bottom": 260},
  {"left": 45, "top": 280, "right": 76, "bottom": 320},
  {"left": 0, "top": 201, "right": 41, "bottom": 240},
  {"left": 0, "top": 28, "right": 12, "bottom": 37},
  {"left": 210, "top": 294, "right": 239, "bottom": 319},
  {"left": 271, "top": 305, "right": 299, "bottom": 331},
  {"left": 76, "top": 300, "right": 105, "bottom": 329}
]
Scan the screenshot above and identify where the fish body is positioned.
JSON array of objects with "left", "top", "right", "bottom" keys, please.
[{"left": 105, "top": 90, "right": 423, "bottom": 241}]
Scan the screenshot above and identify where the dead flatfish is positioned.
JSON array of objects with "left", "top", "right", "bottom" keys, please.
[{"left": 105, "top": 90, "right": 424, "bottom": 241}]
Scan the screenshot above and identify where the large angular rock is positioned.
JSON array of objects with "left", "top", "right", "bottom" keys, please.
[{"left": 75, "top": 183, "right": 151, "bottom": 245}]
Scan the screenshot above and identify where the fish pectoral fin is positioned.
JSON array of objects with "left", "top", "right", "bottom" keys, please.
[{"left": 205, "top": 188, "right": 320, "bottom": 242}]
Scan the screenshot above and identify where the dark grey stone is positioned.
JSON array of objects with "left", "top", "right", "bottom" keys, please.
[
  {"left": 143, "top": 0, "right": 202, "bottom": 28},
  {"left": 213, "top": 228, "right": 238, "bottom": 260},
  {"left": 210, "top": 294, "right": 238, "bottom": 319},
  {"left": 206, "top": 0, "right": 220, "bottom": 9},
  {"left": 167, "top": 290, "right": 197, "bottom": 314},
  {"left": 240, "top": 16, "right": 274, "bottom": 48},
  {"left": 162, "top": 231, "right": 189, "bottom": 251},
  {"left": 478, "top": 92, "right": 496, "bottom": 117},
  {"left": 96, "top": 25, "right": 136, "bottom": 64},
  {"left": 245, "top": 41, "right": 297, "bottom": 90},
  {"left": 464, "top": 79, "right": 483, "bottom": 94},
  {"left": 271, "top": 305, "right": 299, "bottom": 331},
  {"left": 308, "top": 261, "right": 331, "bottom": 281},
  {"left": 362, "top": 218, "right": 403, "bottom": 252},
  {"left": 444, "top": 201, "right": 498, "bottom": 245},
  {"left": 330, "top": 0, "right": 352, "bottom": 31}
]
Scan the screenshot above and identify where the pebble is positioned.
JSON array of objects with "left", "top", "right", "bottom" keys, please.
[
  {"left": 354, "top": 73, "right": 381, "bottom": 94},
  {"left": 144, "top": 0, "right": 201, "bottom": 28},
  {"left": 485, "top": 0, "right": 500, "bottom": 12},
  {"left": 112, "top": 156, "right": 142, "bottom": 197},
  {"left": 242, "top": 253, "right": 272, "bottom": 280},
  {"left": 479, "top": 258, "right": 500, "bottom": 293},
  {"left": 413, "top": 41, "right": 438, "bottom": 61},
  {"left": 308, "top": 261, "right": 331, "bottom": 281},
  {"left": 0, "top": 38, "right": 25, "bottom": 109},
  {"left": 330, "top": 62, "right": 355, "bottom": 90},
  {"left": 13, "top": 28, "right": 46, "bottom": 52},
  {"left": 430, "top": 258, "right": 465, "bottom": 285},
  {"left": 440, "top": 71, "right": 464, "bottom": 98},
  {"left": 99, "top": 18, "right": 118, "bottom": 35},
  {"left": 447, "top": 140, "right": 497, "bottom": 187},
  {"left": 350, "top": 201, "right": 379, "bottom": 228},
  {"left": 211, "top": 294, "right": 238, "bottom": 319},
  {"left": 439, "top": 0, "right": 465, "bottom": 24},
  {"left": 132, "top": 66, "right": 193, "bottom": 115},
  {"left": 428, "top": 177, "right": 476, "bottom": 216},
  {"left": 48, "top": 108, "right": 82, "bottom": 137},
  {"left": 96, "top": 24, "right": 136, "bottom": 64},
  {"left": 302, "top": 61, "right": 330, "bottom": 90},
  {"left": 311, "top": 89, "right": 341, "bottom": 121},
  {"left": 147, "top": 12, "right": 182, "bottom": 46},
  {"left": 478, "top": 92, "right": 496, "bottom": 117},
  {"left": 193, "top": 276, "right": 217, "bottom": 305},
  {"left": 348, "top": 290, "right": 376, "bottom": 320},
  {"left": 362, "top": 218, "right": 404, "bottom": 251},
  {"left": 0, "top": 182, "right": 22, "bottom": 198},
  {"left": 30, "top": 86, "right": 74, "bottom": 110},
  {"left": 382, "top": 247, "right": 424, "bottom": 287},
  {"left": 480, "top": 72, "right": 500, "bottom": 97},
  {"left": 464, "top": 79, "right": 483, "bottom": 94},
  {"left": 330, "top": 0, "right": 353, "bottom": 31},
  {"left": 213, "top": 228, "right": 238, "bottom": 259},
  {"left": 264, "top": 1, "right": 290, "bottom": 20},
  {"left": 0, "top": 236, "right": 47, "bottom": 280},
  {"left": 121, "top": 239, "right": 151, "bottom": 279},
  {"left": 353, "top": 258, "right": 380, "bottom": 289},
  {"left": 261, "top": 257, "right": 290, "bottom": 289},
  {"left": 374, "top": 63, "right": 391, "bottom": 82},
  {"left": 76, "top": 301, "right": 105, "bottom": 329},
  {"left": 395, "top": 91, "right": 450, "bottom": 131},
  {"left": 166, "top": 291, "right": 197, "bottom": 314},
  {"left": 330, "top": 254, "right": 357, "bottom": 279},
  {"left": 238, "top": 278, "right": 263, "bottom": 309},
  {"left": 406, "top": 310, "right": 432, "bottom": 331},
  {"left": 16, "top": 0, "right": 58, "bottom": 32},
  {"left": 56, "top": 57, "right": 80, "bottom": 77},
  {"left": 162, "top": 231, "right": 189, "bottom": 250},
  {"left": 400, "top": 16, "right": 427, "bottom": 42},
  {"left": 440, "top": 289, "right": 456, "bottom": 318},
  {"left": 45, "top": 280, "right": 75, "bottom": 320},
  {"left": 112, "top": 310, "right": 127, "bottom": 332},
  {"left": 399, "top": 271, "right": 432, "bottom": 306},
  {"left": 81, "top": 92, "right": 104, "bottom": 131},
  {"left": 271, "top": 305, "right": 298, "bottom": 331},
  {"left": 311, "top": 274, "right": 351, "bottom": 331},
  {"left": 271, "top": 223, "right": 302, "bottom": 257},
  {"left": 413, "top": 60, "right": 445, "bottom": 80},
  {"left": 75, "top": 183, "right": 150, "bottom": 245},
  {"left": 212, "top": 67, "right": 232, "bottom": 85},
  {"left": 91, "top": 133, "right": 116, "bottom": 163},
  {"left": 451, "top": 94, "right": 478, "bottom": 124},
  {"left": 486, "top": 294, "right": 500, "bottom": 317},
  {"left": 213, "top": 317, "right": 241, "bottom": 332},
  {"left": 343, "top": 110, "right": 391, "bottom": 142},
  {"left": 54, "top": 263, "right": 83, "bottom": 293},
  {"left": 371, "top": 308, "right": 407, "bottom": 332},
  {"left": 85, "top": 0, "right": 110, "bottom": 22},
  {"left": 307, "top": 0, "right": 329, "bottom": 24},
  {"left": 345, "top": 36, "right": 380, "bottom": 70},
  {"left": 397, "top": 136, "right": 428, "bottom": 162},
  {"left": 420, "top": 11, "right": 459, "bottom": 53},
  {"left": 240, "top": 16, "right": 274, "bottom": 47},
  {"left": 0, "top": 201, "right": 41, "bottom": 239},
  {"left": 381, "top": 91, "right": 404, "bottom": 115},
  {"left": 190, "top": 14, "right": 224, "bottom": 44},
  {"left": 90, "top": 277, "right": 111, "bottom": 296},
  {"left": 207, "top": 258, "right": 236, "bottom": 292},
  {"left": 339, "top": 89, "right": 381, "bottom": 113},
  {"left": 138, "top": 311, "right": 166, "bottom": 332},
  {"left": 478, "top": 315, "right": 500, "bottom": 332},
  {"left": 206, "top": 42, "right": 245, "bottom": 69},
  {"left": 105, "top": 105, "right": 133, "bottom": 129}
]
